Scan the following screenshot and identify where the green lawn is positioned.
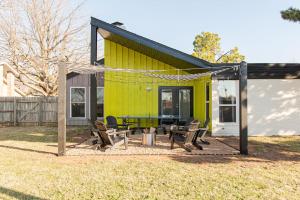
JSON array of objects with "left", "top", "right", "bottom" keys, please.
[{"left": 0, "top": 127, "right": 299, "bottom": 200}]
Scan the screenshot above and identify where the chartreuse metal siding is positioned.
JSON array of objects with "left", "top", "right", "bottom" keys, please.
[{"left": 104, "top": 40, "right": 211, "bottom": 128}]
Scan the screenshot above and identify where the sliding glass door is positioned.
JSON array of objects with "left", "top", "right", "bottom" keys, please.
[
  {"left": 179, "top": 89, "right": 191, "bottom": 119},
  {"left": 159, "top": 86, "right": 193, "bottom": 119}
]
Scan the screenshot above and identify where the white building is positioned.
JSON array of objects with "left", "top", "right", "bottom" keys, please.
[
  {"left": 212, "top": 63, "right": 300, "bottom": 136},
  {"left": 0, "top": 63, "right": 25, "bottom": 97}
]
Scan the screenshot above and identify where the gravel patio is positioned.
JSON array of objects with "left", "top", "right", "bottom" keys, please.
[{"left": 66, "top": 134, "right": 239, "bottom": 156}]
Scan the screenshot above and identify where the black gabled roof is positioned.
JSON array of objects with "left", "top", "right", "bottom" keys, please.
[{"left": 91, "top": 17, "right": 216, "bottom": 71}]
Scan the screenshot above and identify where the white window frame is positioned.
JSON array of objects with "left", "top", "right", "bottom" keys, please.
[
  {"left": 97, "top": 86, "right": 104, "bottom": 119},
  {"left": 218, "top": 80, "right": 238, "bottom": 124},
  {"left": 70, "top": 87, "right": 86, "bottom": 118}
]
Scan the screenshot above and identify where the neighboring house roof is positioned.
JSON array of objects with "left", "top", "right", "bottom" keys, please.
[
  {"left": 0, "top": 62, "right": 26, "bottom": 96},
  {"left": 91, "top": 17, "right": 216, "bottom": 71},
  {"left": 3, "top": 78, "right": 26, "bottom": 96},
  {"left": 1, "top": 62, "right": 19, "bottom": 77}
]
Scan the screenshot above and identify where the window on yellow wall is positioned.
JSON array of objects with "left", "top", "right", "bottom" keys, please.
[{"left": 206, "top": 83, "right": 210, "bottom": 120}]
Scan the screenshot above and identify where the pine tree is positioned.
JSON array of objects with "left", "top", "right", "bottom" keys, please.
[{"left": 281, "top": 7, "right": 300, "bottom": 22}]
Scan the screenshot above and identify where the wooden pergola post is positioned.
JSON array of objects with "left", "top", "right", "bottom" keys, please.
[
  {"left": 239, "top": 61, "right": 248, "bottom": 155},
  {"left": 58, "top": 62, "right": 67, "bottom": 156},
  {"left": 0, "top": 64, "right": 3, "bottom": 96},
  {"left": 90, "top": 24, "right": 98, "bottom": 123}
]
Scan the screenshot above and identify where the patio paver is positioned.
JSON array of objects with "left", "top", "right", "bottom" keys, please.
[{"left": 66, "top": 135, "right": 239, "bottom": 156}]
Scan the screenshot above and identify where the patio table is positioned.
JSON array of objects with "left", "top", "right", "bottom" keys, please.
[{"left": 118, "top": 115, "right": 184, "bottom": 132}]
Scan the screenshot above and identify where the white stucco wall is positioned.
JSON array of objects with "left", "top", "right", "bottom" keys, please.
[
  {"left": 212, "top": 79, "right": 300, "bottom": 136},
  {"left": 248, "top": 79, "right": 300, "bottom": 136}
]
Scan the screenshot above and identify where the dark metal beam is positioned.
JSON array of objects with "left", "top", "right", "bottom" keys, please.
[
  {"left": 90, "top": 17, "right": 214, "bottom": 70},
  {"left": 239, "top": 61, "right": 248, "bottom": 155},
  {"left": 90, "top": 25, "right": 98, "bottom": 123}
]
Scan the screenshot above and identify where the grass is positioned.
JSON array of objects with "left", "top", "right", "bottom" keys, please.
[
  {"left": 250, "top": 136, "right": 300, "bottom": 152},
  {"left": 0, "top": 127, "right": 299, "bottom": 200}
]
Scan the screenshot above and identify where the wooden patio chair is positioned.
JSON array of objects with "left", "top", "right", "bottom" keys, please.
[
  {"left": 95, "top": 120, "right": 128, "bottom": 150},
  {"left": 194, "top": 118, "right": 210, "bottom": 144},
  {"left": 170, "top": 120, "right": 200, "bottom": 152},
  {"left": 90, "top": 127, "right": 104, "bottom": 149},
  {"left": 169, "top": 120, "right": 199, "bottom": 139}
]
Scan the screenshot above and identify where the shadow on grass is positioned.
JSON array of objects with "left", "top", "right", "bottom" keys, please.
[
  {"left": 0, "top": 126, "right": 89, "bottom": 143},
  {"left": 0, "top": 126, "right": 90, "bottom": 156},
  {"left": 169, "top": 136, "right": 300, "bottom": 164},
  {"left": 0, "top": 186, "right": 47, "bottom": 200},
  {"left": 0, "top": 144, "right": 57, "bottom": 155}
]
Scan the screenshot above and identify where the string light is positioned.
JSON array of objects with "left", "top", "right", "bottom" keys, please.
[{"left": 61, "top": 59, "right": 239, "bottom": 82}]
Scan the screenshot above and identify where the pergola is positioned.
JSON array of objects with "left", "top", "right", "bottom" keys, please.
[{"left": 57, "top": 18, "right": 248, "bottom": 156}]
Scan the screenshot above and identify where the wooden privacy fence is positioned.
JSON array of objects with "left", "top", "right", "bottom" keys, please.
[{"left": 0, "top": 97, "right": 58, "bottom": 126}]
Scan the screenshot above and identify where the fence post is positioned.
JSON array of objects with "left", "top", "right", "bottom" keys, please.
[
  {"left": 13, "top": 97, "right": 17, "bottom": 126},
  {"left": 38, "top": 97, "right": 43, "bottom": 126}
]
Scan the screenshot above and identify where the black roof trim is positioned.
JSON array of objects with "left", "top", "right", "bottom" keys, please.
[
  {"left": 216, "top": 63, "right": 300, "bottom": 79},
  {"left": 91, "top": 17, "right": 215, "bottom": 70}
]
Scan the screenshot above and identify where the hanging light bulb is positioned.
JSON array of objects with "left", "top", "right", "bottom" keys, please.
[{"left": 146, "top": 86, "right": 152, "bottom": 92}]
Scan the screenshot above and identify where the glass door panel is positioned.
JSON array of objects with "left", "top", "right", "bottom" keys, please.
[
  {"left": 179, "top": 89, "right": 190, "bottom": 119},
  {"left": 161, "top": 89, "right": 173, "bottom": 116},
  {"left": 159, "top": 87, "right": 193, "bottom": 119}
]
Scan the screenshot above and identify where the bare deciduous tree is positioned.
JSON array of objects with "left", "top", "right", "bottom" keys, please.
[{"left": 0, "top": 0, "right": 88, "bottom": 96}]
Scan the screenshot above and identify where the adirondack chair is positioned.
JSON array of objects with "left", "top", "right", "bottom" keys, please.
[
  {"left": 106, "top": 115, "right": 128, "bottom": 130},
  {"left": 170, "top": 120, "right": 200, "bottom": 152},
  {"left": 194, "top": 118, "right": 210, "bottom": 145},
  {"left": 90, "top": 127, "right": 105, "bottom": 149},
  {"left": 169, "top": 119, "right": 199, "bottom": 139},
  {"left": 95, "top": 120, "right": 128, "bottom": 150}
]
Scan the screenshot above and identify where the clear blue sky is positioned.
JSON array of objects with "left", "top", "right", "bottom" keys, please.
[{"left": 77, "top": 0, "right": 300, "bottom": 63}]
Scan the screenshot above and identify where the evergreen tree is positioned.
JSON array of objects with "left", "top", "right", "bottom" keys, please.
[{"left": 281, "top": 7, "right": 300, "bottom": 22}]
